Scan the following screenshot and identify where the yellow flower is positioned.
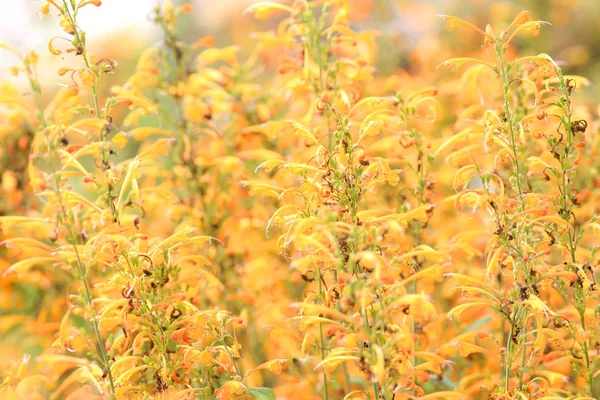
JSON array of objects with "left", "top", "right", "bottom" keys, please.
[{"left": 78, "top": 68, "right": 97, "bottom": 86}]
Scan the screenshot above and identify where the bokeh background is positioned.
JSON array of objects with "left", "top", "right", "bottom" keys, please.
[{"left": 2, "top": 0, "right": 599, "bottom": 100}]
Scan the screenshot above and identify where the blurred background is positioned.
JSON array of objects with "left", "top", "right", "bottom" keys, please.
[{"left": 2, "top": 0, "right": 599, "bottom": 97}]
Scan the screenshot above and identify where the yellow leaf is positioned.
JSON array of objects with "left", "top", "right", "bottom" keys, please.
[
  {"left": 114, "top": 365, "right": 152, "bottom": 386},
  {"left": 48, "top": 37, "right": 62, "bottom": 55},
  {"left": 52, "top": 309, "right": 72, "bottom": 351},
  {"left": 314, "top": 355, "right": 359, "bottom": 372},
  {"left": 447, "top": 301, "right": 494, "bottom": 321},
  {"left": 243, "top": 2, "right": 294, "bottom": 20},
  {"left": 129, "top": 127, "right": 173, "bottom": 141},
  {"left": 78, "top": 68, "right": 97, "bottom": 86},
  {"left": 4, "top": 256, "right": 60, "bottom": 276},
  {"left": 0, "top": 41, "right": 21, "bottom": 59},
  {"left": 287, "top": 315, "right": 342, "bottom": 331},
  {"left": 437, "top": 57, "right": 495, "bottom": 72},
  {"left": 116, "top": 157, "right": 141, "bottom": 212},
  {"left": 39, "top": 190, "right": 103, "bottom": 214},
  {"left": 372, "top": 345, "right": 385, "bottom": 383},
  {"left": 436, "top": 15, "right": 486, "bottom": 35},
  {"left": 506, "top": 21, "right": 551, "bottom": 44},
  {"left": 255, "top": 159, "right": 286, "bottom": 174},
  {"left": 0, "top": 237, "right": 55, "bottom": 254},
  {"left": 287, "top": 120, "right": 319, "bottom": 145},
  {"left": 433, "top": 128, "right": 483, "bottom": 158},
  {"left": 112, "top": 131, "right": 129, "bottom": 149},
  {"left": 246, "top": 359, "right": 288, "bottom": 379}
]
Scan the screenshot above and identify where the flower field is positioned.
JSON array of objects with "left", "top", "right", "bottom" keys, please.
[{"left": 0, "top": 1, "right": 599, "bottom": 399}]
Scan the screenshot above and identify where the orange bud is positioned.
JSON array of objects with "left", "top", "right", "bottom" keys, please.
[
  {"left": 179, "top": 4, "right": 193, "bottom": 14},
  {"left": 58, "top": 66, "right": 72, "bottom": 76},
  {"left": 536, "top": 109, "right": 547, "bottom": 120},
  {"left": 477, "top": 330, "right": 489, "bottom": 339},
  {"left": 17, "top": 137, "right": 29, "bottom": 150},
  {"left": 193, "top": 36, "right": 216, "bottom": 48},
  {"left": 40, "top": 2, "right": 50, "bottom": 15},
  {"left": 65, "top": 86, "right": 79, "bottom": 97}
]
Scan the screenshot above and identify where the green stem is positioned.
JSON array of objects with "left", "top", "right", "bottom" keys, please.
[
  {"left": 495, "top": 42, "right": 524, "bottom": 211},
  {"left": 556, "top": 71, "right": 597, "bottom": 398},
  {"left": 50, "top": 165, "right": 116, "bottom": 397},
  {"left": 362, "top": 308, "right": 380, "bottom": 399},
  {"left": 318, "top": 274, "right": 329, "bottom": 400},
  {"left": 223, "top": 342, "right": 242, "bottom": 378},
  {"left": 61, "top": 0, "right": 116, "bottom": 214},
  {"left": 503, "top": 305, "right": 522, "bottom": 394},
  {"left": 61, "top": 1, "right": 100, "bottom": 116}
]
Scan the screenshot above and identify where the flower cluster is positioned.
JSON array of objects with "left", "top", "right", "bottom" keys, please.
[{"left": 0, "top": 1, "right": 598, "bottom": 400}]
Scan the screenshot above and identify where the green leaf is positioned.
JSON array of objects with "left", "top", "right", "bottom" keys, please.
[{"left": 248, "top": 387, "right": 276, "bottom": 400}]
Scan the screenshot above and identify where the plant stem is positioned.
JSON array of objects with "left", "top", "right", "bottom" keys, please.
[
  {"left": 223, "top": 343, "right": 242, "bottom": 378},
  {"left": 495, "top": 41, "right": 524, "bottom": 211},
  {"left": 318, "top": 273, "right": 329, "bottom": 400},
  {"left": 555, "top": 69, "right": 597, "bottom": 399},
  {"left": 48, "top": 153, "right": 116, "bottom": 397},
  {"left": 61, "top": 1, "right": 101, "bottom": 116},
  {"left": 362, "top": 307, "right": 380, "bottom": 399}
]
